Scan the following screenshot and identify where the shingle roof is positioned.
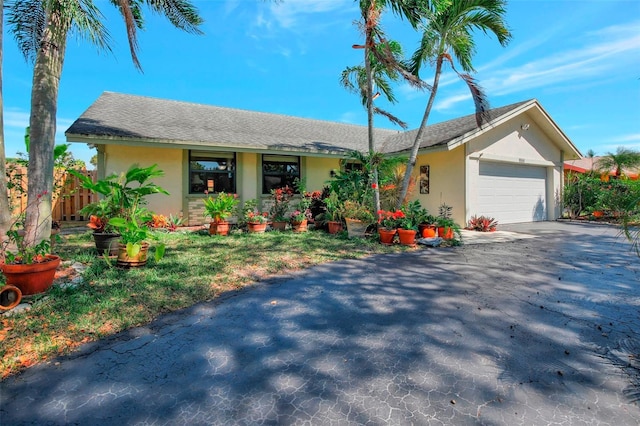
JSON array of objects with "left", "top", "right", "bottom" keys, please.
[
  {"left": 65, "top": 92, "right": 399, "bottom": 155},
  {"left": 66, "top": 92, "right": 542, "bottom": 156},
  {"left": 381, "top": 100, "right": 531, "bottom": 153}
]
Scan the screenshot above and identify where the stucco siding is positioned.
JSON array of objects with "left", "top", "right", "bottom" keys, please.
[
  {"left": 104, "top": 145, "right": 183, "bottom": 218},
  {"left": 304, "top": 157, "right": 341, "bottom": 192},
  {"left": 413, "top": 147, "right": 466, "bottom": 225},
  {"left": 467, "top": 116, "right": 561, "bottom": 165}
]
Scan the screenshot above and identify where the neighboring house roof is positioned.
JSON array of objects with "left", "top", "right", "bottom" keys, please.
[
  {"left": 66, "top": 92, "right": 581, "bottom": 159},
  {"left": 564, "top": 157, "right": 639, "bottom": 179}
]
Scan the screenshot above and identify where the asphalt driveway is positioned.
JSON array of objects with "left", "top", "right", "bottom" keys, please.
[{"left": 1, "top": 221, "right": 639, "bottom": 425}]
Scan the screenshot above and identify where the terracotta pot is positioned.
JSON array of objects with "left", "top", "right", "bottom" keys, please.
[
  {"left": 378, "top": 228, "right": 396, "bottom": 245},
  {"left": 397, "top": 229, "right": 417, "bottom": 245},
  {"left": 248, "top": 222, "right": 267, "bottom": 233},
  {"left": 0, "top": 254, "right": 61, "bottom": 295},
  {"left": 592, "top": 210, "right": 604, "bottom": 218},
  {"left": 345, "top": 218, "right": 368, "bottom": 239},
  {"left": 271, "top": 221, "right": 288, "bottom": 231},
  {"left": 116, "top": 242, "right": 150, "bottom": 268},
  {"left": 418, "top": 224, "right": 437, "bottom": 238},
  {"left": 93, "top": 232, "right": 121, "bottom": 256},
  {"left": 438, "top": 226, "right": 454, "bottom": 240},
  {"left": 0, "top": 285, "right": 22, "bottom": 311},
  {"left": 209, "top": 221, "right": 230, "bottom": 236},
  {"left": 291, "top": 219, "right": 308, "bottom": 233},
  {"left": 327, "top": 221, "right": 343, "bottom": 235}
]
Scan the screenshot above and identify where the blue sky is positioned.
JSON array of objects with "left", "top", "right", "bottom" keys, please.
[{"left": 3, "top": 0, "right": 640, "bottom": 166}]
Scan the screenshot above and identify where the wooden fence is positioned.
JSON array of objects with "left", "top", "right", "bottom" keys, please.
[{"left": 7, "top": 165, "right": 98, "bottom": 223}]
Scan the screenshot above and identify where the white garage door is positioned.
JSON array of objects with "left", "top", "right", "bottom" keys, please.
[{"left": 477, "top": 162, "right": 547, "bottom": 224}]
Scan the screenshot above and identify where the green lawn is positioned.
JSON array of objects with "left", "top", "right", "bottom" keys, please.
[{"left": 0, "top": 227, "right": 412, "bottom": 378}]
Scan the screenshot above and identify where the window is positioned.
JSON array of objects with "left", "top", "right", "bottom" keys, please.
[
  {"left": 189, "top": 151, "right": 236, "bottom": 194},
  {"left": 262, "top": 155, "right": 300, "bottom": 194}
]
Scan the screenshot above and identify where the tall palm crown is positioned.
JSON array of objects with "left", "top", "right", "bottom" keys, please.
[
  {"left": 596, "top": 147, "right": 640, "bottom": 178},
  {"left": 395, "top": 0, "right": 511, "bottom": 209},
  {"left": 410, "top": 0, "right": 511, "bottom": 75},
  {"left": 5, "top": 0, "right": 203, "bottom": 246}
]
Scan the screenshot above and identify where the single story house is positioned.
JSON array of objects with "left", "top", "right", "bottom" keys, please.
[{"left": 65, "top": 92, "right": 581, "bottom": 226}]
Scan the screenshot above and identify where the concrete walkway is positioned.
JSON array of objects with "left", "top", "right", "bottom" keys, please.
[{"left": 1, "top": 221, "right": 639, "bottom": 425}]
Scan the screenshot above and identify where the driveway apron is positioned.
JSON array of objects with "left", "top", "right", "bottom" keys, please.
[{"left": 1, "top": 221, "right": 639, "bottom": 425}]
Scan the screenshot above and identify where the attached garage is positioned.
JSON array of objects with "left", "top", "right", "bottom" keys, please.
[{"left": 477, "top": 162, "right": 547, "bottom": 224}]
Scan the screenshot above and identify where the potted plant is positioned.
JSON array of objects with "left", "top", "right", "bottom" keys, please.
[
  {"left": 0, "top": 207, "right": 61, "bottom": 296},
  {"left": 290, "top": 209, "right": 310, "bottom": 233},
  {"left": 436, "top": 217, "right": 461, "bottom": 240},
  {"left": 71, "top": 164, "right": 168, "bottom": 256},
  {"left": 79, "top": 199, "right": 121, "bottom": 256},
  {"left": 108, "top": 209, "right": 165, "bottom": 267},
  {"left": 243, "top": 200, "right": 270, "bottom": 233},
  {"left": 396, "top": 205, "right": 419, "bottom": 246},
  {"left": 436, "top": 203, "right": 461, "bottom": 240},
  {"left": 418, "top": 213, "right": 437, "bottom": 238},
  {"left": 269, "top": 186, "right": 294, "bottom": 231},
  {"left": 203, "top": 192, "right": 239, "bottom": 236},
  {"left": 376, "top": 209, "right": 404, "bottom": 244},
  {"left": 339, "top": 200, "right": 374, "bottom": 239},
  {"left": 321, "top": 191, "right": 343, "bottom": 234}
]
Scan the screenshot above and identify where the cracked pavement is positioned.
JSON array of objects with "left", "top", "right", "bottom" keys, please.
[{"left": 1, "top": 221, "right": 639, "bottom": 425}]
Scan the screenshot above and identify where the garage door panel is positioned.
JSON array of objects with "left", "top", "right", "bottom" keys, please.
[{"left": 477, "top": 162, "right": 547, "bottom": 224}]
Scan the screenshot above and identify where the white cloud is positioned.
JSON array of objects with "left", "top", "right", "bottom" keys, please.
[
  {"left": 430, "top": 19, "right": 640, "bottom": 111},
  {"left": 268, "top": 0, "right": 354, "bottom": 30}
]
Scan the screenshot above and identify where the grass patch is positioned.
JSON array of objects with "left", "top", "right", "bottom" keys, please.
[{"left": 0, "top": 227, "right": 412, "bottom": 378}]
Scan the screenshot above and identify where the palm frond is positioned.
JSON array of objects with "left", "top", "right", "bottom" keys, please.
[
  {"left": 458, "top": 73, "right": 491, "bottom": 127},
  {"left": 113, "top": 0, "right": 142, "bottom": 70},
  {"left": 373, "top": 107, "right": 408, "bottom": 129},
  {"left": 146, "top": 0, "right": 204, "bottom": 34},
  {"left": 65, "top": 0, "right": 113, "bottom": 53},
  {"left": 6, "top": 0, "right": 46, "bottom": 63}
]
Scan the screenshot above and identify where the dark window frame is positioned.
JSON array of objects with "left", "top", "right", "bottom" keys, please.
[
  {"left": 189, "top": 150, "right": 236, "bottom": 195},
  {"left": 262, "top": 154, "right": 301, "bottom": 195}
]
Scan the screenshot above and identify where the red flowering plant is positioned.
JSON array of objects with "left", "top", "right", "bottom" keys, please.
[
  {"left": 377, "top": 210, "right": 405, "bottom": 230},
  {"left": 269, "top": 186, "right": 295, "bottom": 222}
]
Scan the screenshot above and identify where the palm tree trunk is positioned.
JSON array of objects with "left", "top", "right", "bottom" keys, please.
[
  {"left": 24, "top": 8, "right": 69, "bottom": 246},
  {"left": 0, "top": 0, "right": 12, "bottom": 247},
  {"left": 365, "top": 10, "right": 381, "bottom": 213},
  {"left": 395, "top": 55, "right": 443, "bottom": 210}
]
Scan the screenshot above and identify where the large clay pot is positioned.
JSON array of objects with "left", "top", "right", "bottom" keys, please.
[
  {"left": 209, "top": 221, "right": 230, "bottom": 236},
  {"left": 247, "top": 222, "right": 267, "bottom": 233},
  {"left": 345, "top": 218, "right": 367, "bottom": 239},
  {"left": 327, "top": 221, "right": 343, "bottom": 235},
  {"left": 0, "top": 255, "right": 61, "bottom": 295},
  {"left": 378, "top": 228, "right": 396, "bottom": 245},
  {"left": 93, "top": 232, "right": 120, "bottom": 256},
  {"left": 397, "top": 229, "right": 417, "bottom": 246},
  {"left": 291, "top": 219, "right": 308, "bottom": 233},
  {"left": 116, "top": 242, "right": 150, "bottom": 268},
  {"left": 418, "top": 224, "right": 437, "bottom": 238}
]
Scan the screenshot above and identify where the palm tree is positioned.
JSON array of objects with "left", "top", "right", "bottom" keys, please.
[
  {"left": 595, "top": 147, "right": 640, "bottom": 178},
  {"left": 0, "top": 0, "right": 11, "bottom": 246},
  {"left": 6, "top": 0, "right": 203, "bottom": 246},
  {"left": 354, "top": 0, "right": 427, "bottom": 213},
  {"left": 341, "top": 40, "right": 410, "bottom": 129},
  {"left": 395, "top": 0, "right": 511, "bottom": 209}
]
